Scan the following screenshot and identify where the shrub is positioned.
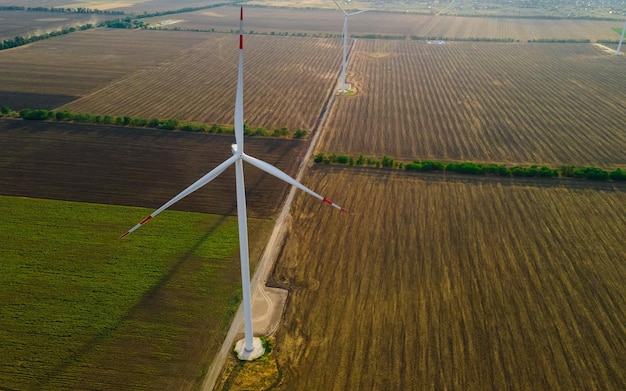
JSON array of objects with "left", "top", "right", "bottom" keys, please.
[
  {"left": 20, "top": 109, "right": 49, "bottom": 120},
  {"left": 381, "top": 155, "right": 394, "bottom": 168},
  {"left": 314, "top": 153, "right": 325, "bottom": 163},
  {"left": 609, "top": 168, "right": 626, "bottom": 181},
  {"left": 447, "top": 162, "right": 484, "bottom": 174},
  {"left": 580, "top": 167, "right": 609, "bottom": 180},
  {"left": 485, "top": 164, "right": 510, "bottom": 176},
  {"left": 294, "top": 129, "right": 308, "bottom": 139},
  {"left": 421, "top": 160, "right": 445, "bottom": 171},
  {"left": 336, "top": 155, "right": 349, "bottom": 164}
]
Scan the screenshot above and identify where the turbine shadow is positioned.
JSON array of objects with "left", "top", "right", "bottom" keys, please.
[{"left": 34, "top": 208, "right": 236, "bottom": 388}]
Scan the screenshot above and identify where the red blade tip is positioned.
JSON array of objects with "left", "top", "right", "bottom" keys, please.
[
  {"left": 119, "top": 231, "right": 130, "bottom": 240},
  {"left": 240, "top": 7, "right": 243, "bottom": 20}
]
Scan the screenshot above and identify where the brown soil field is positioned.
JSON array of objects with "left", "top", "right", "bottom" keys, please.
[
  {"left": 0, "top": 118, "right": 309, "bottom": 218},
  {"left": 0, "top": 28, "right": 208, "bottom": 108},
  {"left": 147, "top": 6, "right": 623, "bottom": 42},
  {"left": 267, "top": 165, "right": 626, "bottom": 390},
  {"left": 0, "top": 10, "right": 113, "bottom": 41},
  {"left": 320, "top": 41, "right": 626, "bottom": 167},
  {"left": 60, "top": 34, "right": 342, "bottom": 131}
]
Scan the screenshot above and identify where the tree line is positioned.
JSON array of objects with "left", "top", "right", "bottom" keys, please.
[
  {"left": 412, "top": 36, "right": 518, "bottom": 42},
  {"left": 1, "top": 24, "right": 93, "bottom": 50},
  {"left": 0, "top": 106, "right": 308, "bottom": 139},
  {"left": 0, "top": 6, "right": 123, "bottom": 14},
  {"left": 313, "top": 152, "right": 626, "bottom": 182}
]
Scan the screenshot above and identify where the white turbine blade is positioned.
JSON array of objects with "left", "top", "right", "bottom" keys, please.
[
  {"left": 347, "top": 9, "right": 368, "bottom": 16},
  {"left": 119, "top": 154, "right": 238, "bottom": 239},
  {"left": 333, "top": 0, "right": 348, "bottom": 15},
  {"left": 242, "top": 153, "right": 348, "bottom": 213},
  {"left": 234, "top": 6, "right": 244, "bottom": 152}
]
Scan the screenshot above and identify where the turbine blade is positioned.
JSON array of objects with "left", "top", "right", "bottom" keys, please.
[
  {"left": 119, "top": 155, "right": 238, "bottom": 239},
  {"left": 234, "top": 6, "right": 244, "bottom": 152},
  {"left": 333, "top": 0, "right": 348, "bottom": 15},
  {"left": 348, "top": 9, "right": 368, "bottom": 16},
  {"left": 242, "top": 153, "right": 348, "bottom": 213}
]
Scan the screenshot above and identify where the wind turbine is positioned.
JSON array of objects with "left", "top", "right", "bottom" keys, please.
[
  {"left": 616, "top": 18, "right": 626, "bottom": 55},
  {"left": 333, "top": 0, "right": 368, "bottom": 93},
  {"left": 120, "top": 7, "right": 347, "bottom": 361}
]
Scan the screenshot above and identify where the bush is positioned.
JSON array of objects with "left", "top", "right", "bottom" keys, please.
[
  {"left": 381, "top": 155, "right": 394, "bottom": 168},
  {"left": 421, "top": 160, "right": 445, "bottom": 171},
  {"left": 336, "top": 155, "right": 349, "bottom": 164},
  {"left": 446, "top": 162, "right": 484, "bottom": 174},
  {"left": 314, "top": 153, "right": 325, "bottom": 163},
  {"left": 254, "top": 126, "right": 269, "bottom": 136},
  {"left": 294, "top": 129, "right": 308, "bottom": 139},
  {"left": 579, "top": 167, "right": 609, "bottom": 180},
  {"left": 609, "top": 168, "right": 626, "bottom": 181},
  {"left": 272, "top": 127, "right": 290, "bottom": 137},
  {"left": 20, "top": 109, "right": 49, "bottom": 120}
]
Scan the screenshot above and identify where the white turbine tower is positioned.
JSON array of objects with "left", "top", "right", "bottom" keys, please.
[
  {"left": 333, "top": 0, "right": 368, "bottom": 93},
  {"left": 120, "top": 7, "right": 347, "bottom": 361},
  {"left": 616, "top": 18, "right": 626, "bottom": 55}
]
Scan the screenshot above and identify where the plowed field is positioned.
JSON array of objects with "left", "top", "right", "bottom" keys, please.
[
  {"left": 0, "top": 119, "right": 308, "bottom": 218},
  {"left": 60, "top": 34, "right": 342, "bottom": 131},
  {"left": 270, "top": 166, "right": 626, "bottom": 390},
  {"left": 146, "top": 6, "right": 624, "bottom": 42},
  {"left": 0, "top": 29, "right": 208, "bottom": 107},
  {"left": 320, "top": 41, "right": 626, "bottom": 167}
]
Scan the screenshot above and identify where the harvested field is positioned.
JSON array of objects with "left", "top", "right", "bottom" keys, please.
[
  {"left": 147, "top": 6, "right": 623, "bottom": 42},
  {"left": 0, "top": 118, "right": 309, "bottom": 218},
  {"left": 320, "top": 41, "right": 626, "bottom": 167},
  {"left": 0, "top": 10, "right": 113, "bottom": 41},
  {"left": 0, "top": 28, "right": 208, "bottom": 104},
  {"left": 269, "top": 166, "right": 626, "bottom": 390},
  {"left": 60, "top": 34, "right": 342, "bottom": 131}
]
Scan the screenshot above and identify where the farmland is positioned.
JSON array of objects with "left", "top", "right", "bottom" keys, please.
[
  {"left": 0, "top": 10, "right": 113, "bottom": 41},
  {"left": 320, "top": 40, "right": 626, "bottom": 167},
  {"left": 0, "top": 195, "right": 273, "bottom": 390},
  {"left": 145, "top": 6, "right": 624, "bottom": 42},
  {"left": 60, "top": 34, "right": 342, "bottom": 131},
  {"left": 0, "top": 29, "right": 209, "bottom": 109},
  {"left": 0, "top": 119, "right": 308, "bottom": 217},
  {"left": 1, "top": 3, "right": 625, "bottom": 390},
  {"left": 269, "top": 166, "right": 626, "bottom": 390}
]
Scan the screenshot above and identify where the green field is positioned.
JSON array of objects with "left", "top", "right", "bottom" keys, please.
[{"left": 0, "top": 195, "right": 271, "bottom": 389}]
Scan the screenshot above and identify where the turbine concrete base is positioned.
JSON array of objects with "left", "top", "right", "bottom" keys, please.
[{"left": 234, "top": 337, "right": 265, "bottom": 361}]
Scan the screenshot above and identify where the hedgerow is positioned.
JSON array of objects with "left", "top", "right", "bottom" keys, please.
[
  {"left": 2, "top": 107, "right": 308, "bottom": 139},
  {"left": 313, "top": 153, "right": 625, "bottom": 182}
]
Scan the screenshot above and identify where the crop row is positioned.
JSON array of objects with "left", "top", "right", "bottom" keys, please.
[
  {"left": 320, "top": 41, "right": 626, "bottom": 167},
  {"left": 0, "top": 29, "right": 208, "bottom": 97},
  {"left": 270, "top": 166, "right": 626, "bottom": 390},
  {"left": 61, "top": 35, "right": 342, "bottom": 131}
]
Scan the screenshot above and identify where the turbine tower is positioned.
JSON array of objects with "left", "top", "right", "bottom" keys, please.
[
  {"left": 120, "top": 7, "right": 347, "bottom": 361},
  {"left": 333, "top": 0, "right": 368, "bottom": 93},
  {"left": 616, "top": 18, "right": 626, "bottom": 55}
]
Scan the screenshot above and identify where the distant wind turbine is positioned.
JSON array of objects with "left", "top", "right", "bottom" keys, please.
[
  {"left": 120, "top": 7, "right": 348, "bottom": 361},
  {"left": 616, "top": 19, "right": 626, "bottom": 55},
  {"left": 333, "top": 0, "right": 368, "bottom": 93}
]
